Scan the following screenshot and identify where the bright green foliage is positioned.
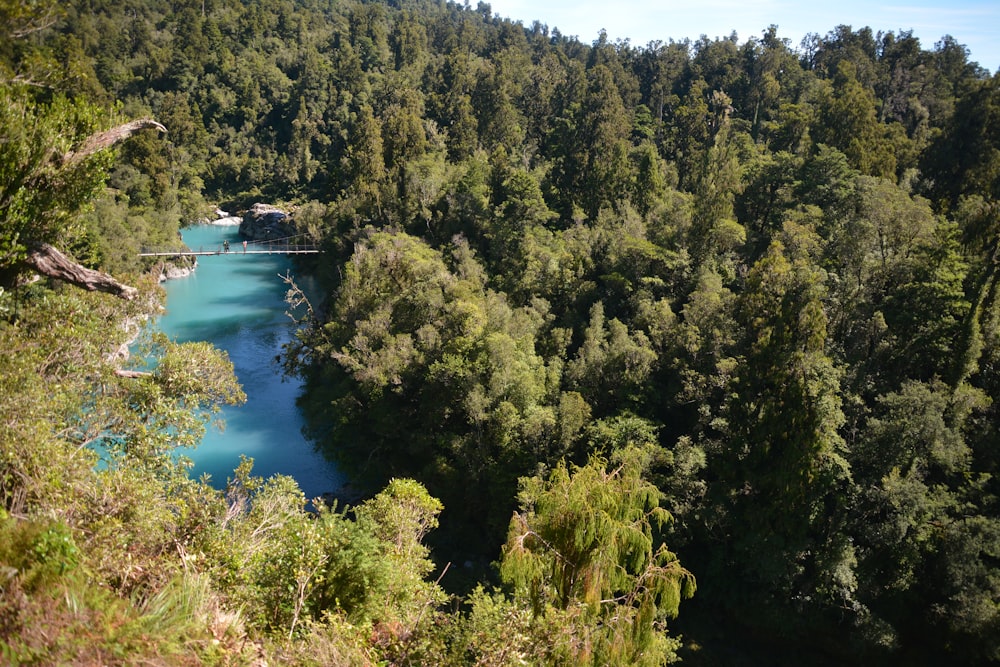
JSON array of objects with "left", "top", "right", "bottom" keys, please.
[
  {"left": 211, "top": 462, "right": 446, "bottom": 648},
  {"left": 353, "top": 478, "right": 446, "bottom": 626},
  {"left": 0, "top": 283, "right": 256, "bottom": 663},
  {"left": 500, "top": 449, "right": 695, "bottom": 665}
]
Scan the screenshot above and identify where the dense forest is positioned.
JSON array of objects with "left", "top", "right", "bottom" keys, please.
[{"left": 3, "top": 0, "right": 1000, "bottom": 664}]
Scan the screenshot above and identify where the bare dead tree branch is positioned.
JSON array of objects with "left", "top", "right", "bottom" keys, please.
[
  {"left": 114, "top": 369, "right": 151, "bottom": 379},
  {"left": 61, "top": 118, "right": 167, "bottom": 167},
  {"left": 24, "top": 243, "right": 138, "bottom": 299},
  {"left": 8, "top": 12, "right": 58, "bottom": 39}
]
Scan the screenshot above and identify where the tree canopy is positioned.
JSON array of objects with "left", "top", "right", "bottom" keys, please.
[{"left": 3, "top": 0, "right": 1000, "bottom": 664}]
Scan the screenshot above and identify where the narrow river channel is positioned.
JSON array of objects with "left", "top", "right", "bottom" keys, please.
[{"left": 156, "top": 222, "right": 345, "bottom": 499}]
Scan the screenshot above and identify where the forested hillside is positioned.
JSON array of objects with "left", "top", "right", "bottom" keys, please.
[{"left": 3, "top": 0, "right": 1000, "bottom": 664}]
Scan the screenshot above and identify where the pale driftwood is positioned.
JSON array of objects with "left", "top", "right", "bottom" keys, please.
[
  {"left": 24, "top": 243, "right": 138, "bottom": 299},
  {"left": 61, "top": 118, "right": 167, "bottom": 167},
  {"left": 114, "top": 369, "right": 151, "bottom": 379}
]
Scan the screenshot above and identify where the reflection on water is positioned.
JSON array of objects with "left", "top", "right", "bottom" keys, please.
[{"left": 156, "top": 223, "right": 344, "bottom": 499}]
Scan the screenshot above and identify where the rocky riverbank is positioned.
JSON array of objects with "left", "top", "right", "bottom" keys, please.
[
  {"left": 159, "top": 259, "right": 195, "bottom": 281},
  {"left": 156, "top": 256, "right": 197, "bottom": 282},
  {"left": 239, "top": 203, "right": 295, "bottom": 242}
]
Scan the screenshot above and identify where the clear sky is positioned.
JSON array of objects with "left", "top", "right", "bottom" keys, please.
[{"left": 485, "top": 0, "right": 1000, "bottom": 73}]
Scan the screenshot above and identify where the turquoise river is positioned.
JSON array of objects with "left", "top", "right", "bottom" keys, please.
[{"left": 155, "top": 223, "right": 345, "bottom": 499}]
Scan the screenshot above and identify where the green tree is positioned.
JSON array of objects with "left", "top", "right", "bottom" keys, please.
[
  {"left": 292, "top": 230, "right": 561, "bottom": 549},
  {"left": 216, "top": 464, "right": 445, "bottom": 643},
  {"left": 665, "top": 78, "right": 712, "bottom": 190},
  {"left": 705, "top": 235, "right": 855, "bottom": 626},
  {"left": 500, "top": 448, "right": 695, "bottom": 666},
  {"left": 564, "top": 301, "right": 657, "bottom": 416},
  {"left": 353, "top": 478, "right": 446, "bottom": 628},
  {"left": 881, "top": 220, "right": 970, "bottom": 384},
  {"left": 813, "top": 61, "right": 898, "bottom": 178},
  {"left": 630, "top": 141, "right": 670, "bottom": 217},
  {"left": 923, "top": 74, "right": 1000, "bottom": 210},
  {"left": 851, "top": 380, "right": 1000, "bottom": 663},
  {"left": 738, "top": 26, "right": 803, "bottom": 141},
  {"left": 687, "top": 90, "right": 747, "bottom": 270},
  {"left": 344, "top": 102, "right": 388, "bottom": 215}
]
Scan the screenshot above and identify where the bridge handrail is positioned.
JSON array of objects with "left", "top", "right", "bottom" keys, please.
[{"left": 138, "top": 242, "right": 319, "bottom": 257}]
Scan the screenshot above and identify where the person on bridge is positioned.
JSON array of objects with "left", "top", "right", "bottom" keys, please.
[
  {"left": 223, "top": 240, "right": 230, "bottom": 253},
  {"left": 243, "top": 240, "right": 247, "bottom": 254}
]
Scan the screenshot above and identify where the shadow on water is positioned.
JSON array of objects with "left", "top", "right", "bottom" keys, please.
[
  {"left": 219, "top": 261, "right": 295, "bottom": 279},
  {"left": 162, "top": 313, "right": 272, "bottom": 344},
  {"left": 203, "top": 290, "right": 287, "bottom": 311},
  {"left": 193, "top": 398, "right": 302, "bottom": 464}
]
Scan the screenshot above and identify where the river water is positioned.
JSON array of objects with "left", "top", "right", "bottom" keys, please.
[{"left": 156, "top": 223, "right": 344, "bottom": 499}]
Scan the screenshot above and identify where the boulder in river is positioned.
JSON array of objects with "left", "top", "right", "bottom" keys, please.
[
  {"left": 158, "top": 258, "right": 197, "bottom": 282},
  {"left": 240, "top": 203, "right": 295, "bottom": 242}
]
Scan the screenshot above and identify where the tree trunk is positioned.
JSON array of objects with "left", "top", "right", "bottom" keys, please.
[
  {"left": 61, "top": 118, "right": 167, "bottom": 167},
  {"left": 23, "top": 243, "right": 137, "bottom": 299}
]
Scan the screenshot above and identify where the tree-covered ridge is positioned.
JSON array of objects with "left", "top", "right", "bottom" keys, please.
[{"left": 2, "top": 0, "right": 1000, "bottom": 664}]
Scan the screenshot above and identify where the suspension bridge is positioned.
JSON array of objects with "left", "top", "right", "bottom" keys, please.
[{"left": 139, "top": 233, "right": 319, "bottom": 257}]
